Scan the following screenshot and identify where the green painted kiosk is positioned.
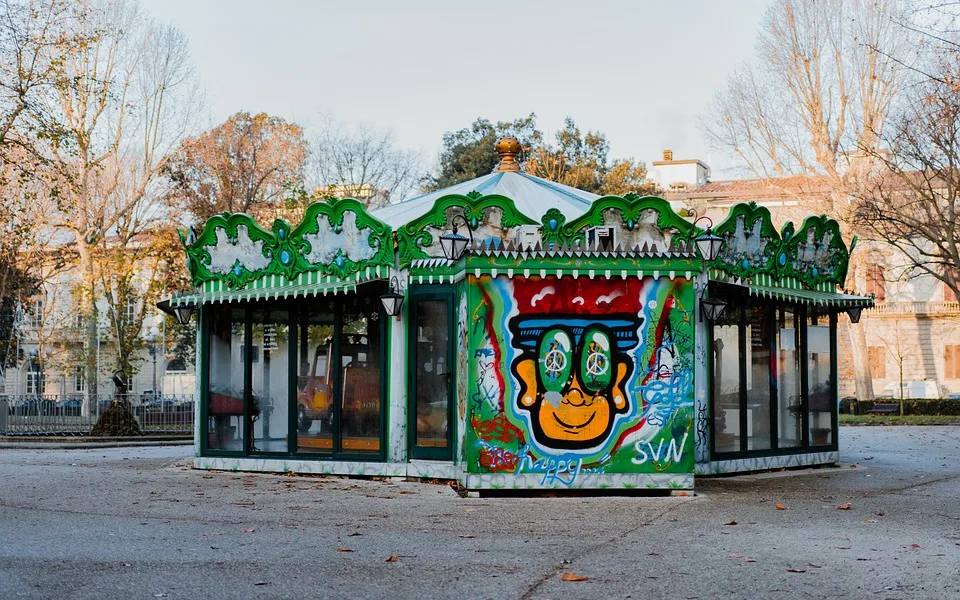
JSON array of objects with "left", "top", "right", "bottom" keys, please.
[{"left": 163, "top": 137, "right": 873, "bottom": 491}]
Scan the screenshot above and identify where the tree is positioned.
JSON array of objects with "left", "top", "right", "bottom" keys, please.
[
  {"left": 854, "top": 18, "right": 960, "bottom": 302},
  {"left": 165, "top": 111, "right": 307, "bottom": 222},
  {"left": 22, "top": 0, "right": 200, "bottom": 408},
  {"left": 426, "top": 114, "right": 658, "bottom": 196},
  {"left": 308, "top": 116, "right": 423, "bottom": 209},
  {"left": 526, "top": 117, "right": 659, "bottom": 196},
  {"left": 701, "top": 0, "right": 914, "bottom": 401},
  {"left": 423, "top": 114, "right": 540, "bottom": 191}
]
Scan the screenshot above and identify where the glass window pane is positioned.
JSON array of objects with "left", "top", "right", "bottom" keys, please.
[
  {"left": 250, "top": 307, "right": 289, "bottom": 453},
  {"left": 713, "top": 307, "right": 741, "bottom": 454},
  {"left": 340, "top": 294, "right": 381, "bottom": 454},
  {"left": 415, "top": 299, "right": 450, "bottom": 449},
  {"left": 297, "top": 304, "right": 335, "bottom": 453},
  {"left": 208, "top": 306, "right": 245, "bottom": 451},
  {"left": 746, "top": 305, "right": 772, "bottom": 451},
  {"left": 807, "top": 312, "right": 833, "bottom": 446},
  {"left": 777, "top": 308, "right": 802, "bottom": 448}
]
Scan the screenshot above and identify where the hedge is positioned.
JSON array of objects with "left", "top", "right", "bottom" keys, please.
[{"left": 853, "top": 398, "right": 960, "bottom": 416}]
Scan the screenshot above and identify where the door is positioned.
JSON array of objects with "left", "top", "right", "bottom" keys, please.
[{"left": 408, "top": 288, "right": 454, "bottom": 460}]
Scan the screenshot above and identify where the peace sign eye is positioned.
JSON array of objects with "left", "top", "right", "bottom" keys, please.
[
  {"left": 538, "top": 328, "right": 572, "bottom": 393},
  {"left": 580, "top": 328, "right": 612, "bottom": 393}
]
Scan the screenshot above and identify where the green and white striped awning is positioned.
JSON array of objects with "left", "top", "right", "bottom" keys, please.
[
  {"left": 169, "top": 268, "right": 391, "bottom": 306},
  {"left": 747, "top": 284, "right": 874, "bottom": 308}
]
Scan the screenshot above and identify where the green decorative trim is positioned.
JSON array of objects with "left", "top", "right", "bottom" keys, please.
[
  {"left": 183, "top": 198, "right": 393, "bottom": 288},
  {"left": 543, "top": 194, "right": 696, "bottom": 248},
  {"left": 396, "top": 193, "right": 537, "bottom": 268},
  {"left": 709, "top": 202, "right": 852, "bottom": 289}
]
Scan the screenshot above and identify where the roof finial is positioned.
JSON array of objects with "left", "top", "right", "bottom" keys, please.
[{"left": 494, "top": 136, "right": 522, "bottom": 172}]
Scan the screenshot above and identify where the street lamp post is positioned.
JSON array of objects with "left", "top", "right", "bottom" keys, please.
[{"left": 147, "top": 325, "right": 160, "bottom": 403}]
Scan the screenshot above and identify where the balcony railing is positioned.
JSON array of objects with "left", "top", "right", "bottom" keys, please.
[{"left": 870, "top": 301, "right": 960, "bottom": 316}]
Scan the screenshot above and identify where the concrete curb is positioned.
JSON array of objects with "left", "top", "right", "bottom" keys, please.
[{"left": 0, "top": 437, "right": 192, "bottom": 450}]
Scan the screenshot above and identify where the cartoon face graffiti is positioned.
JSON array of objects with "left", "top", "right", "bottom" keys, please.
[{"left": 510, "top": 317, "right": 640, "bottom": 450}]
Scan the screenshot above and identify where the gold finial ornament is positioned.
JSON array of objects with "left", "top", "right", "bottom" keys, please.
[{"left": 494, "top": 136, "right": 522, "bottom": 172}]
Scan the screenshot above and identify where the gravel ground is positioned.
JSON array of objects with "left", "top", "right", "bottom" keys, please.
[{"left": 1, "top": 426, "right": 958, "bottom": 600}]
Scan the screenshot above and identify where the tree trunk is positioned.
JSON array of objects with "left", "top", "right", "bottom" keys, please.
[
  {"left": 77, "top": 238, "right": 99, "bottom": 415},
  {"left": 844, "top": 320, "right": 874, "bottom": 403}
]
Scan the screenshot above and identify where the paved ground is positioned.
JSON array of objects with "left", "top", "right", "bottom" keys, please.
[{"left": 1, "top": 427, "right": 958, "bottom": 600}]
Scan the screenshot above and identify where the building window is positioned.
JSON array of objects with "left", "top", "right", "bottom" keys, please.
[
  {"left": 74, "top": 367, "right": 86, "bottom": 392},
  {"left": 28, "top": 298, "right": 44, "bottom": 328},
  {"left": 866, "top": 264, "right": 885, "bottom": 302},
  {"left": 166, "top": 358, "right": 187, "bottom": 373},
  {"left": 123, "top": 300, "right": 137, "bottom": 326},
  {"left": 26, "top": 363, "right": 45, "bottom": 395},
  {"left": 868, "top": 346, "right": 886, "bottom": 380},
  {"left": 76, "top": 311, "right": 85, "bottom": 329},
  {"left": 946, "top": 345, "right": 960, "bottom": 380}
]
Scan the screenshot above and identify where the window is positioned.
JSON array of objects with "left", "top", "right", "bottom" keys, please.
[
  {"left": 946, "top": 345, "right": 960, "bottom": 380},
  {"left": 166, "top": 358, "right": 187, "bottom": 373},
  {"left": 28, "top": 298, "right": 43, "bottom": 328},
  {"left": 712, "top": 304, "right": 741, "bottom": 454},
  {"left": 207, "top": 306, "right": 245, "bottom": 452},
  {"left": 74, "top": 367, "right": 86, "bottom": 392},
  {"left": 26, "top": 362, "right": 45, "bottom": 395},
  {"left": 806, "top": 311, "right": 834, "bottom": 446},
  {"left": 869, "top": 346, "right": 886, "bottom": 380},
  {"left": 76, "top": 311, "right": 85, "bottom": 329},
  {"left": 866, "top": 264, "right": 886, "bottom": 302},
  {"left": 123, "top": 300, "right": 137, "bottom": 326}
]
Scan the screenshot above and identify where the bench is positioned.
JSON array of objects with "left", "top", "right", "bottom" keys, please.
[{"left": 867, "top": 402, "right": 900, "bottom": 415}]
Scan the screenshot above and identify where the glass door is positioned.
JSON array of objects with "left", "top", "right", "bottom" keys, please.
[{"left": 408, "top": 288, "right": 454, "bottom": 460}]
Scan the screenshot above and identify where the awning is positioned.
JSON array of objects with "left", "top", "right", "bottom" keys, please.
[{"left": 747, "top": 283, "right": 874, "bottom": 308}]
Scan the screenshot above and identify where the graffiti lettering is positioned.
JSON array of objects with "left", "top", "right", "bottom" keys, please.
[
  {"left": 472, "top": 414, "right": 524, "bottom": 445},
  {"left": 631, "top": 431, "right": 689, "bottom": 465},
  {"left": 479, "top": 447, "right": 520, "bottom": 471},
  {"left": 515, "top": 446, "right": 584, "bottom": 487}
]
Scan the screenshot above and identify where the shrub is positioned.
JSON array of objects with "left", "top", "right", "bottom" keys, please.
[{"left": 856, "top": 398, "right": 960, "bottom": 416}]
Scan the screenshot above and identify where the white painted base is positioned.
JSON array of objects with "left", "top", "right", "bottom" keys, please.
[
  {"left": 193, "top": 456, "right": 692, "bottom": 491},
  {"left": 462, "top": 472, "right": 693, "bottom": 491},
  {"left": 695, "top": 451, "right": 839, "bottom": 475}
]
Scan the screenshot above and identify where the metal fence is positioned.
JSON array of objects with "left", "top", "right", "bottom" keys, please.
[{"left": 1, "top": 394, "right": 194, "bottom": 436}]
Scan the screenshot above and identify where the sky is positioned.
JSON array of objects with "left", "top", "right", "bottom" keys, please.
[{"left": 142, "top": 0, "right": 772, "bottom": 180}]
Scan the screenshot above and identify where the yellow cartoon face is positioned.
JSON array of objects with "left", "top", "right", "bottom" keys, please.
[{"left": 513, "top": 326, "right": 631, "bottom": 450}]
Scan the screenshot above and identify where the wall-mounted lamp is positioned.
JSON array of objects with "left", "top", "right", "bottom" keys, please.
[
  {"left": 156, "top": 298, "right": 196, "bottom": 327},
  {"left": 440, "top": 214, "right": 473, "bottom": 262},
  {"left": 693, "top": 216, "right": 724, "bottom": 263},
  {"left": 700, "top": 296, "right": 727, "bottom": 322},
  {"left": 379, "top": 276, "right": 405, "bottom": 320},
  {"left": 693, "top": 216, "right": 727, "bottom": 322},
  {"left": 846, "top": 306, "right": 863, "bottom": 324}
]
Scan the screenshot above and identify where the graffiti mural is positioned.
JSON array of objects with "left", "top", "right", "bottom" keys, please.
[{"left": 465, "top": 274, "right": 696, "bottom": 488}]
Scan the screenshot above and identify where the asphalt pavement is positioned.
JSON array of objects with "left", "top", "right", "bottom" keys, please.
[{"left": 1, "top": 426, "right": 958, "bottom": 600}]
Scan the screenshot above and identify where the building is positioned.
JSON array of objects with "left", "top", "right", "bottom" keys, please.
[
  {"left": 163, "top": 138, "right": 871, "bottom": 491},
  {"left": 657, "top": 150, "right": 960, "bottom": 399}
]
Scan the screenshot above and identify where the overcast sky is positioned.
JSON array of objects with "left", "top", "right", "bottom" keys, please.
[{"left": 142, "top": 0, "right": 771, "bottom": 179}]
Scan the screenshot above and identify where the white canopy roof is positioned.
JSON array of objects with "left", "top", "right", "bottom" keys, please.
[{"left": 371, "top": 171, "right": 600, "bottom": 228}]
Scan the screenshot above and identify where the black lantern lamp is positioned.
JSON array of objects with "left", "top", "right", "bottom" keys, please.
[
  {"left": 700, "top": 296, "right": 727, "bottom": 322},
  {"left": 172, "top": 304, "right": 195, "bottom": 326},
  {"left": 380, "top": 276, "right": 405, "bottom": 319},
  {"left": 692, "top": 216, "right": 727, "bottom": 322},
  {"left": 693, "top": 216, "right": 724, "bottom": 263},
  {"left": 439, "top": 214, "right": 473, "bottom": 262},
  {"left": 846, "top": 306, "right": 863, "bottom": 324}
]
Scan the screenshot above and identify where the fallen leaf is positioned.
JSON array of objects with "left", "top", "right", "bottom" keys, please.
[
  {"left": 399, "top": 490, "right": 414, "bottom": 495},
  {"left": 863, "top": 519, "right": 876, "bottom": 523},
  {"left": 348, "top": 532, "right": 362, "bottom": 537},
  {"left": 875, "top": 511, "right": 885, "bottom": 516},
  {"left": 725, "top": 520, "right": 738, "bottom": 526},
  {"left": 808, "top": 563, "right": 821, "bottom": 569},
  {"left": 908, "top": 543, "right": 921, "bottom": 549},
  {"left": 786, "top": 568, "right": 807, "bottom": 573},
  {"left": 253, "top": 581, "right": 271, "bottom": 586},
  {"left": 243, "top": 528, "right": 255, "bottom": 533},
  {"left": 337, "top": 548, "right": 353, "bottom": 553},
  {"left": 744, "top": 558, "right": 757, "bottom": 563},
  {"left": 776, "top": 503, "right": 787, "bottom": 510},
  {"left": 850, "top": 464, "right": 857, "bottom": 468},
  {"left": 459, "top": 535, "right": 476, "bottom": 539},
  {"left": 385, "top": 555, "right": 399, "bottom": 563},
  {"left": 838, "top": 503, "right": 853, "bottom": 510},
  {"left": 561, "top": 572, "right": 590, "bottom": 582}
]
